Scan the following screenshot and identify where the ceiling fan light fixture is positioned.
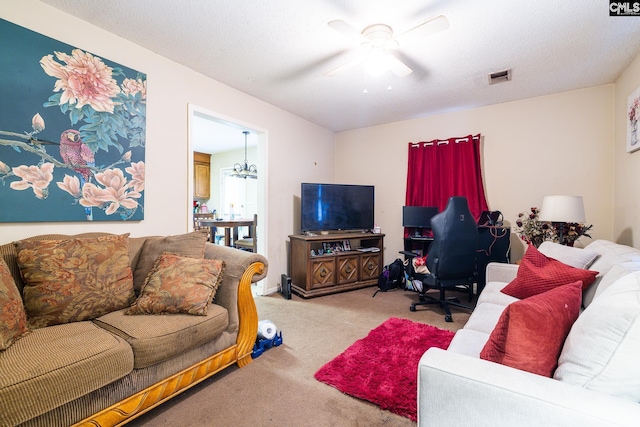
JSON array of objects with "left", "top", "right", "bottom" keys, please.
[
  {"left": 362, "top": 24, "right": 394, "bottom": 47},
  {"left": 230, "top": 131, "right": 257, "bottom": 179},
  {"left": 365, "top": 49, "right": 391, "bottom": 76},
  {"left": 326, "top": 15, "right": 448, "bottom": 79}
]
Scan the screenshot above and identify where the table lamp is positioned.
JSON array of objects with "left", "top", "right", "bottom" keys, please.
[{"left": 538, "top": 195, "right": 586, "bottom": 245}]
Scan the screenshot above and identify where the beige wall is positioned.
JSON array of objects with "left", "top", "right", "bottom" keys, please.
[
  {"left": 0, "top": 1, "right": 335, "bottom": 294},
  {"left": 3, "top": 1, "right": 637, "bottom": 293},
  {"left": 335, "top": 85, "right": 615, "bottom": 263},
  {"left": 614, "top": 54, "right": 640, "bottom": 247}
]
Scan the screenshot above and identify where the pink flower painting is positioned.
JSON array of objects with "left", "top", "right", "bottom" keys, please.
[
  {"left": 627, "top": 86, "right": 640, "bottom": 153},
  {"left": 10, "top": 163, "right": 55, "bottom": 199},
  {"left": 0, "top": 19, "right": 146, "bottom": 222},
  {"left": 40, "top": 49, "right": 120, "bottom": 114}
]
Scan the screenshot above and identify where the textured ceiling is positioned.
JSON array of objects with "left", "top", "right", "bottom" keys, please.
[
  {"left": 38, "top": 0, "right": 640, "bottom": 132},
  {"left": 191, "top": 113, "right": 258, "bottom": 154}
]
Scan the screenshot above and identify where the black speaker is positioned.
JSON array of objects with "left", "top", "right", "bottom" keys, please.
[{"left": 280, "top": 274, "right": 292, "bottom": 300}]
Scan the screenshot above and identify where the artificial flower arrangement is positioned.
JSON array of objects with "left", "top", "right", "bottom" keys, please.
[{"left": 514, "top": 207, "right": 593, "bottom": 247}]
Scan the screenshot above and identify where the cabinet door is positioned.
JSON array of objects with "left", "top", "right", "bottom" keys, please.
[
  {"left": 360, "top": 254, "right": 381, "bottom": 280},
  {"left": 337, "top": 255, "right": 359, "bottom": 284},
  {"left": 194, "top": 162, "right": 210, "bottom": 198},
  {"left": 311, "top": 258, "right": 335, "bottom": 289}
]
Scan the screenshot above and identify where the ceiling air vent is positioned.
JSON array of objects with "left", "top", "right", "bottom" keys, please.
[{"left": 489, "top": 69, "right": 512, "bottom": 85}]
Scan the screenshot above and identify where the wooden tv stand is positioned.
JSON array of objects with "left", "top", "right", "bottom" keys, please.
[{"left": 288, "top": 232, "right": 384, "bottom": 298}]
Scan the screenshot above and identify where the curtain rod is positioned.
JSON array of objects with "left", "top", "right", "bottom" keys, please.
[{"left": 410, "top": 134, "right": 480, "bottom": 148}]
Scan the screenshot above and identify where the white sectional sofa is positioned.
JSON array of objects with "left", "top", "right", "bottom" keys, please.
[{"left": 418, "top": 240, "right": 640, "bottom": 427}]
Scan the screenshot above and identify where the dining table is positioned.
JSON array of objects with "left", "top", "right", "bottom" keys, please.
[{"left": 197, "top": 218, "right": 256, "bottom": 247}]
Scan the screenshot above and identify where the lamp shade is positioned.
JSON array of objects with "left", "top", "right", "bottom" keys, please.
[{"left": 538, "top": 195, "right": 586, "bottom": 223}]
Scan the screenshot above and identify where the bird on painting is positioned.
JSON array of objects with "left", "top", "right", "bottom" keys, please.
[
  {"left": 60, "top": 129, "right": 95, "bottom": 220},
  {"left": 59, "top": 129, "right": 95, "bottom": 183}
]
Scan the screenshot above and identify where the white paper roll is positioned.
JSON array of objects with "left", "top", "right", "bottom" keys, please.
[{"left": 257, "top": 320, "right": 277, "bottom": 340}]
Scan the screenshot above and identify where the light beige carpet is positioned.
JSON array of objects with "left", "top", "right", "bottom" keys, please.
[{"left": 128, "top": 286, "right": 472, "bottom": 426}]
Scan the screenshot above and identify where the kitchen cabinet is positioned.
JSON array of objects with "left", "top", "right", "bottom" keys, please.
[{"left": 194, "top": 151, "right": 211, "bottom": 199}]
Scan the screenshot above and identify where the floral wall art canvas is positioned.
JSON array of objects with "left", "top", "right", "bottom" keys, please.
[
  {"left": 627, "top": 86, "right": 640, "bottom": 153},
  {"left": 0, "top": 19, "right": 146, "bottom": 222}
]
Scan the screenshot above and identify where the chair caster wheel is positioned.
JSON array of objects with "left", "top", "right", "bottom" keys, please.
[
  {"left": 410, "top": 305, "right": 416, "bottom": 312},
  {"left": 445, "top": 314, "right": 453, "bottom": 322}
]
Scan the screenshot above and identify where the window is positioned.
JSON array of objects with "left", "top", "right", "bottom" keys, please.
[{"left": 220, "top": 167, "right": 247, "bottom": 219}]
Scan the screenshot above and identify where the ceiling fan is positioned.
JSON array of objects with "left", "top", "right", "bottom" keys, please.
[{"left": 325, "top": 15, "right": 449, "bottom": 78}]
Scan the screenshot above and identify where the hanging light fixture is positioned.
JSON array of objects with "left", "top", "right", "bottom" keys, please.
[{"left": 231, "top": 131, "right": 257, "bottom": 179}]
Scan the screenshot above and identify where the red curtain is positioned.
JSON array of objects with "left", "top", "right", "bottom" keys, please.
[{"left": 405, "top": 134, "right": 488, "bottom": 220}]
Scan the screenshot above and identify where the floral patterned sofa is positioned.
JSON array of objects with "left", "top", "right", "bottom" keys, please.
[{"left": 0, "top": 232, "right": 267, "bottom": 427}]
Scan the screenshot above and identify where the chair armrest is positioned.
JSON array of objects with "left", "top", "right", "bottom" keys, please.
[
  {"left": 418, "top": 348, "right": 640, "bottom": 427},
  {"left": 485, "top": 262, "right": 519, "bottom": 283}
]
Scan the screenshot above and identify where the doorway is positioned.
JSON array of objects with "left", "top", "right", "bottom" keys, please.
[{"left": 187, "top": 104, "right": 267, "bottom": 295}]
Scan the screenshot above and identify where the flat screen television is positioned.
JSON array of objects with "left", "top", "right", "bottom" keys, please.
[
  {"left": 301, "top": 183, "right": 374, "bottom": 232},
  {"left": 402, "top": 206, "right": 439, "bottom": 228}
]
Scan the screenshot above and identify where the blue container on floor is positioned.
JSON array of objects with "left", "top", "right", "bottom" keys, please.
[{"left": 251, "top": 331, "right": 283, "bottom": 359}]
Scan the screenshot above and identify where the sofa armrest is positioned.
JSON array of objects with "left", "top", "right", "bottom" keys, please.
[
  {"left": 418, "top": 348, "right": 640, "bottom": 427},
  {"left": 204, "top": 243, "right": 267, "bottom": 313},
  {"left": 203, "top": 243, "right": 268, "bottom": 367},
  {"left": 485, "top": 262, "right": 518, "bottom": 284}
]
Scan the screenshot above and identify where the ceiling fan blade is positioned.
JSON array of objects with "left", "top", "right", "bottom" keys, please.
[
  {"left": 395, "top": 15, "right": 449, "bottom": 47},
  {"left": 328, "top": 19, "right": 366, "bottom": 43},
  {"left": 277, "top": 49, "right": 353, "bottom": 81},
  {"left": 387, "top": 54, "right": 413, "bottom": 77},
  {"left": 393, "top": 50, "right": 428, "bottom": 79},
  {"left": 323, "top": 56, "right": 363, "bottom": 77}
]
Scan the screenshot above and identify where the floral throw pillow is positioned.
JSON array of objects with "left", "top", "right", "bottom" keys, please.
[
  {"left": 0, "top": 259, "right": 30, "bottom": 351},
  {"left": 127, "top": 253, "right": 225, "bottom": 316},
  {"left": 132, "top": 232, "right": 208, "bottom": 293},
  {"left": 16, "top": 234, "right": 135, "bottom": 328},
  {"left": 501, "top": 244, "right": 598, "bottom": 299}
]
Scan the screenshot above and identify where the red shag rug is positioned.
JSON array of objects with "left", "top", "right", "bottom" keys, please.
[{"left": 314, "top": 317, "right": 454, "bottom": 421}]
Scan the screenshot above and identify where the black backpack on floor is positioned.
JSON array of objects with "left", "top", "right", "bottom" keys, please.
[{"left": 373, "top": 259, "right": 406, "bottom": 297}]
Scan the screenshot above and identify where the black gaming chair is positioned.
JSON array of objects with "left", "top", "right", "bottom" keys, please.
[{"left": 410, "top": 196, "right": 479, "bottom": 322}]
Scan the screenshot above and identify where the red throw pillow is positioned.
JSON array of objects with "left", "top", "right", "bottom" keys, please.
[
  {"left": 501, "top": 244, "right": 598, "bottom": 299},
  {"left": 480, "top": 281, "right": 582, "bottom": 377}
]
